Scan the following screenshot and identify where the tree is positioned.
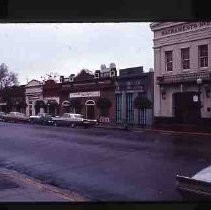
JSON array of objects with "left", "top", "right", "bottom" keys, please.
[
  {"left": 41, "top": 72, "right": 60, "bottom": 83},
  {"left": 96, "top": 97, "right": 112, "bottom": 117},
  {"left": 133, "top": 96, "right": 152, "bottom": 127},
  {"left": 69, "top": 98, "right": 82, "bottom": 113},
  {"left": 0, "top": 63, "right": 18, "bottom": 89}
]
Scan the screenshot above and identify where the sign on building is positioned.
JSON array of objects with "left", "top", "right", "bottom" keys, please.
[{"left": 69, "top": 91, "right": 100, "bottom": 98}]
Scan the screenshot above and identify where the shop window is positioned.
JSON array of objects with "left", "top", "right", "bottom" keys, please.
[
  {"left": 126, "top": 93, "right": 134, "bottom": 124},
  {"left": 181, "top": 48, "right": 190, "bottom": 70},
  {"left": 199, "top": 45, "right": 208, "bottom": 67},
  {"left": 115, "top": 94, "right": 122, "bottom": 123}
]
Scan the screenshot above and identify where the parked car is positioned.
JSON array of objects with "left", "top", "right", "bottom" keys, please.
[
  {"left": 29, "top": 113, "right": 54, "bottom": 125},
  {"left": 0, "top": 112, "right": 6, "bottom": 121},
  {"left": 3, "top": 112, "right": 29, "bottom": 123},
  {"left": 176, "top": 165, "right": 211, "bottom": 200},
  {"left": 52, "top": 113, "right": 97, "bottom": 128}
]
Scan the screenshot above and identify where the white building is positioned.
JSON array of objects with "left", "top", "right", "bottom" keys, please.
[
  {"left": 150, "top": 22, "right": 211, "bottom": 124},
  {"left": 25, "top": 80, "right": 44, "bottom": 116}
]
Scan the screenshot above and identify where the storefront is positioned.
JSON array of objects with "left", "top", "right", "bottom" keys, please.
[
  {"left": 115, "top": 66, "right": 154, "bottom": 126},
  {"left": 150, "top": 22, "right": 211, "bottom": 124},
  {"left": 60, "top": 67, "right": 117, "bottom": 122},
  {"left": 43, "top": 79, "right": 61, "bottom": 116},
  {"left": 25, "top": 80, "right": 43, "bottom": 116},
  {"left": 0, "top": 85, "right": 26, "bottom": 113}
]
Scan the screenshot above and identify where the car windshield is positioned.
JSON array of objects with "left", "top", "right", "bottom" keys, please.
[{"left": 74, "top": 114, "right": 83, "bottom": 119}]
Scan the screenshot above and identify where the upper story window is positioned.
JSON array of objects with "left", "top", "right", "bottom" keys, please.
[
  {"left": 165, "top": 51, "right": 173, "bottom": 72},
  {"left": 181, "top": 48, "right": 190, "bottom": 70},
  {"left": 199, "top": 45, "right": 208, "bottom": 68}
]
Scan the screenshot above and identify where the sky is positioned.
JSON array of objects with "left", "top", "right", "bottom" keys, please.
[{"left": 0, "top": 23, "right": 153, "bottom": 85}]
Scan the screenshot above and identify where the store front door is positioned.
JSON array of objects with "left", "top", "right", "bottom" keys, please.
[
  {"left": 85, "top": 100, "right": 95, "bottom": 119},
  {"left": 173, "top": 92, "right": 201, "bottom": 124}
]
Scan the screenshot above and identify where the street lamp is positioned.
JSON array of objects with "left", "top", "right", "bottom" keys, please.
[{"left": 196, "top": 77, "right": 202, "bottom": 115}]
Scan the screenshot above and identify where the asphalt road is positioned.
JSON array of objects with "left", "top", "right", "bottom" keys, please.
[{"left": 0, "top": 122, "right": 210, "bottom": 201}]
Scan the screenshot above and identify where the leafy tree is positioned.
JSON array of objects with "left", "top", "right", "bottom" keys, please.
[
  {"left": 96, "top": 97, "right": 112, "bottom": 117},
  {"left": 69, "top": 98, "right": 82, "bottom": 113},
  {"left": 133, "top": 96, "right": 152, "bottom": 127},
  {"left": 0, "top": 63, "right": 18, "bottom": 89}
]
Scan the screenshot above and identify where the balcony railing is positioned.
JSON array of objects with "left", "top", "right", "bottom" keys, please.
[{"left": 157, "top": 71, "right": 211, "bottom": 85}]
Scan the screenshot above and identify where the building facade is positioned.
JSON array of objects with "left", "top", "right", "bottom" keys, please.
[
  {"left": 0, "top": 85, "right": 26, "bottom": 113},
  {"left": 59, "top": 65, "right": 117, "bottom": 122},
  {"left": 43, "top": 79, "right": 61, "bottom": 116},
  {"left": 150, "top": 22, "right": 211, "bottom": 124},
  {"left": 115, "top": 67, "right": 154, "bottom": 126},
  {"left": 25, "top": 80, "right": 43, "bottom": 116}
]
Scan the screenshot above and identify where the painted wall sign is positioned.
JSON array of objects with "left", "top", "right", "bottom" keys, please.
[
  {"left": 161, "top": 22, "right": 211, "bottom": 36},
  {"left": 69, "top": 91, "right": 100, "bottom": 98}
]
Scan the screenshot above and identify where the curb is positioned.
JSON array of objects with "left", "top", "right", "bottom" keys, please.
[
  {"left": 95, "top": 125, "right": 211, "bottom": 137},
  {"left": 0, "top": 168, "right": 87, "bottom": 201}
]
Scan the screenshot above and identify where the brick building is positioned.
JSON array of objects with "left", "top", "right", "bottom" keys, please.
[
  {"left": 43, "top": 79, "right": 61, "bottom": 116},
  {"left": 59, "top": 65, "right": 117, "bottom": 122}
]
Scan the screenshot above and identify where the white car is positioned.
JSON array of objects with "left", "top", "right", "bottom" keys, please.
[
  {"left": 3, "top": 112, "right": 29, "bottom": 123},
  {"left": 176, "top": 165, "right": 211, "bottom": 200},
  {"left": 52, "top": 113, "right": 97, "bottom": 128}
]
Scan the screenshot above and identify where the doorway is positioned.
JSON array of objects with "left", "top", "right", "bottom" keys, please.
[
  {"left": 85, "top": 100, "right": 95, "bottom": 119},
  {"left": 173, "top": 92, "right": 201, "bottom": 124}
]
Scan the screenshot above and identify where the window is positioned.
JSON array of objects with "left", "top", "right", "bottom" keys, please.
[
  {"left": 126, "top": 93, "right": 134, "bottom": 124},
  {"left": 199, "top": 45, "right": 208, "bottom": 67},
  {"left": 115, "top": 94, "right": 122, "bottom": 123},
  {"left": 181, "top": 48, "right": 190, "bottom": 69},
  {"left": 165, "top": 51, "right": 173, "bottom": 71}
]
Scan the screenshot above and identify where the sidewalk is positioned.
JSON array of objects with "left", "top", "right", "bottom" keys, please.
[
  {"left": 0, "top": 168, "right": 87, "bottom": 202},
  {"left": 95, "top": 124, "right": 211, "bottom": 136}
]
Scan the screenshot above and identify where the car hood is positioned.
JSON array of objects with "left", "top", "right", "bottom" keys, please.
[{"left": 192, "top": 166, "right": 211, "bottom": 183}]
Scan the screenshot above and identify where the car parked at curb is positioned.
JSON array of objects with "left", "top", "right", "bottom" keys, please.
[
  {"left": 176, "top": 165, "right": 211, "bottom": 200},
  {"left": 29, "top": 113, "right": 54, "bottom": 125},
  {"left": 3, "top": 112, "right": 29, "bottom": 123},
  {"left": 0, "top": 112, "right": 6, "bottom": 121},
  {"left": 52, "top": 113, "right": 97, "bottom": 128}
]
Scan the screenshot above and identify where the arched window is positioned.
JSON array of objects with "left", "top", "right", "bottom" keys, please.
[
  {"left": 62, "top": 100, "right": 70, "bottom": 107},
  {"left": 85, "top": 100, "right": 95, "bottom": 106}
]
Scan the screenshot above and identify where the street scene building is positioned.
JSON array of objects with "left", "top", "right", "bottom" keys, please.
[
  {"left": 115, "top": 66, "right": 154, "bottom": 126},
  {"left": 59, "top": 64, "right": 117, "bottom": 122},
  {"left": 43, "top": 79, "right": 61, "bottom": 116},
  {"left": 25, "top": 80, "right": 44, "bottom": 116},
  {"left": 0, "top": 85, "right": 26, "bottom": 113},
  {"left": 151, "top": 22, "right": 211, "bottom": 124}
]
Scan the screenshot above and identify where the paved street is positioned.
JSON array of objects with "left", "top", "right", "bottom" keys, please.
[{"left": 0, "top": 122, "right": 210, "bottom": 201}]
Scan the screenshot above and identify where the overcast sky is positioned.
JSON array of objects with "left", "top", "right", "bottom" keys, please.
[{"left": 0, "top": 23, "right": 153, "bottom": 85}]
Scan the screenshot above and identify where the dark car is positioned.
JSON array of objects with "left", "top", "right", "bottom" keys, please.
[
  {"left": 29, "top": 113, "right": 54, "bottom": 125},
  {"left": 176, "top": 166, "right": 211, "bottom": 200}
]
